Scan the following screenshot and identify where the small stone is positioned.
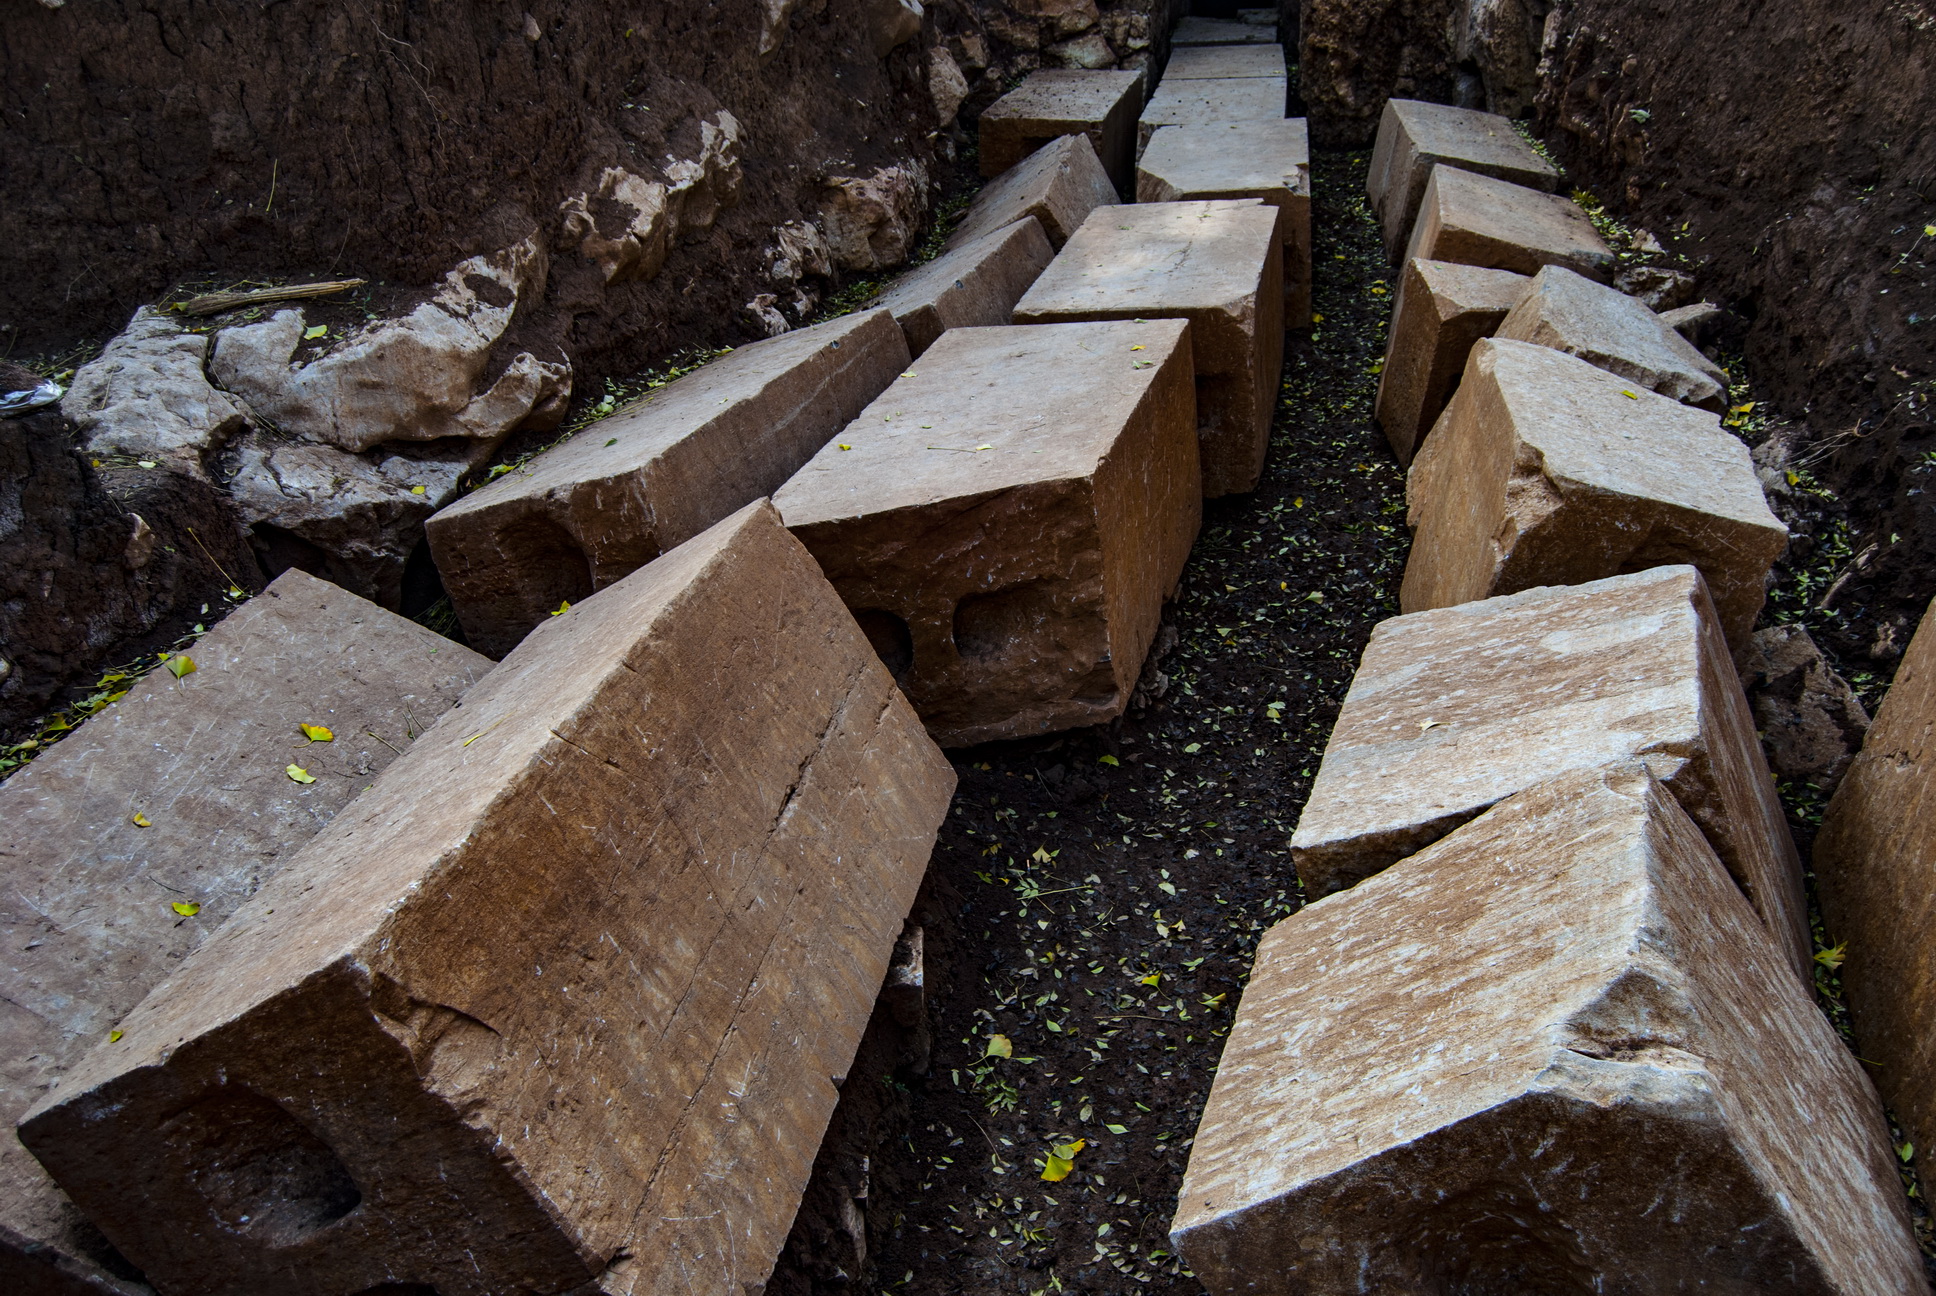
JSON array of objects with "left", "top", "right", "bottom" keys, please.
[
  {"left": 1615, "top": 261, "right": 1700, "bottom": 311},
  {"left": 1658, "top": 301, "right": 1728, "bottom": 349},
  {"left": 1374, "top": 257, "right": 1530, "bottom": 464},
  {"left": 944, "top": 133, "right": 1118, "bottom": 252},
  {"left": 979, "top": 69, "right": 1145, "bottom": 188},
  {"left": 866, "top": 0, "right": 923, "bottom": 57},
  {"left": 1738, "top": 623, "right": 1871, "bottom": 792},
  {"left": 1172, "top": 15, "right": 1276, "bottom": 44},
  {"left": 1137, "top": 77, "right": 1286, "bottom": 150},
  {"left": 929, "top": 46, "right": 970, "bottom": 126},
  {"left": 1160, "top": 44, "right": 1286, "bottom": 79},
  {"left": 1405, "top": 163, "right": 1615, "bottom": 281},
  {"left": 1181, "top": 763, "right": 1923, "bottom": 1295},
  {"left": 1367, "top": 98, "right": 1560, "bottom": 257},
  {"left": 1496, "top": 265, "right": 1730, "bottom": 412},
  {"left": 819, "top": 161, "right": 930, "bottom": 271},
  {"left": 1048, "top": 31, "right": 1116, "bottom": 69},
  {"left": 869, "top": 216, "right": 1055, "bottom": 357},
  {"left": 1401, "top": 339, "right": 1785, "bottom": 649},
  {"left": 61, "top": 306, "right": 249, "bottom": 472}
]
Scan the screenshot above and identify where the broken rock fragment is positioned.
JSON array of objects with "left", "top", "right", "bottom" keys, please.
[
  {"left": 1402, "top": 338, "right": 1785, "bottom": 648},
  {"left": 979, "top": 69, "right": 1145, "bottom": 188},
  {"left": 1738, "top": 622, "right": 1870, "bottom": 791},
  {"left": 819, "top": 161, "right": 930, "bottom": 271},
  {"left": 1291, "top": 565, "right": 1812, "bottom": 979},
  {"left": 61, "top": 306, "right": 250, "bottom": 472},
  {"left": 1137, "top": 77, "right": 1286, "bottom": 149},
  {"left": 1181, "top": 764, "right": 1923, "bottom": 1296},
  {"left": 773, "top": 320, "right": 1200, "bottom": 746},
  {"left": 1367, "top": 97, "right": 1561, "bottom": 257},
  {"left": 868, "top": 217, "right": 1054, "bottom": 356},
  {"left": 1374, "top": 257, "right": 1529, "bottom": 464},
  {"left": 21, "top": 502, "right": 956, "bottom": 1296},
  {"left": 944, "top": 132, "right": 1118, "bottom": 252},
  {"left": 1405, "top": 163, "right": 1614, "bottom": 281}
]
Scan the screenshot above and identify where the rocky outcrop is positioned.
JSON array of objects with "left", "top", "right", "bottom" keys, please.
[
  {"left": 818, "top": 162, "right": 932, "bottom": 271},
  {"left": 557, "top": 112, "right": 745, "bottom": 286},
  {"left": 61, "top": 308, "right": 249, "bottom": 473}
]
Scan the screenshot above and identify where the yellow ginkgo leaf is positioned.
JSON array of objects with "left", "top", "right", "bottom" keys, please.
[
  {"left": 1139, "top": 972, "right": 1161, "bottom": 986},
  {"left": 300, "top": 723, "right": 334, "bottom": 743},
  {"left": 550, "top": 600, "right": 571, "bottom": 616},
  {"left": 837, "top": 444, "right": 853, "bottom": 450},
  {"left": 1042, "top": 1153, "right": 1073, "bottom": 1181},
  {"left": 130, "top": 812, "right": 152, "bottom": 828},
  {"left": 109, "top": 1029, "right": 124, "bottom": 1043},
  {"left": 164, "top": 654, "right": 196, "bottom": 679},
  {"left": 984, "top": 1034, "right": 1013, "bottom": 1060},
  {"left": 285, "top": 764, "right": 317, "bottom": 784},
  {"left": 1621, "top": 390, "right": 1640, "bottom": 400},
  {"left": 171, "top": 901, "right": 201, "bottom": 917},
  {"left": 409, "top": 484, "right": 427, "bottom": 496},
  {"left": 1129, "top": 344, "right": 1145, "bottom": 351}
]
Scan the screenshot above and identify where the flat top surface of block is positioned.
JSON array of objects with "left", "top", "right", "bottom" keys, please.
[
  {"left": 983, "top": 69, "right": 1143, "bottom": 124},
  {"left": 1174, "top": 15, "right": 1277, "bottom": 43},
  {"left": 1014, "top": 200, "right": 1279, "bottom": 318},
  {"left": 945, "top": 134, "right": 1117, "bottom": 250},
  {"left": 1136, "top": 119, "right": 1309, "bottom": 196},
  {"left": 1140, "top": 77, "right": 1285, "bottom": 127},
  {"left": 1410, "top": 255, "right": 1531, "bottom": 315},
  {"left": 1162, "top": 43, "right": 1286, "bottom": 79},
  {"left": 1497, "top": 264, "right": 1729, "bottom": 409},
  {"left": 1387, "top": 98, "right": 1559, "bottom": 184},
  {"left": 773, "top": 319, "right": 1191, "bottom": 527},
  {"left": 1409, "top": 164, "right": 1613, "bottom": 272}
]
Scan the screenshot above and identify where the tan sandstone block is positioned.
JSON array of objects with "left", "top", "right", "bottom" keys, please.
[
  {"left": 1180, "top": 764, "right": 1922, "bottom": 1296},
  {"left": 1497, "top": 264, "right": 1730, "bottom": 412},
  {"left": 1405, "top": 164, "right": 1614, "bottom": 281},
  {"left": 1367, "top": 98, "right": 1561, "bottom": 258},
  {"left": 944, "top": 133, "right": 1118, "bottom": 252},
  {"left": 1291, "top": 566, "right": 1811, "bottom": 980},
  {"left": 1374, "top": 257, "right": 1530, "bottom": 463},
  {"left": 869, "top": 217, "right": 1054, "bottom": 357},
  {"left": 1136, "top": 118, "right": 1313, "bottom": 328},
  {"left": 1815, "top": 596, "right": 1936, "bottom": 1192},
  {"left": 1137, "top": 77, "right": 1286, "bottom": 151},
  {"left": 0, "top": 570, "right": 489, "bottom": 1296},
  {"left": 426, "top": 309, "right": 908, "bottom": 657},
  {"left": 1014, "top": 201, "right": 1283, "bottom": 497},
  {"left": 1162, "top": 44, "right": 1286, "bottom": 79},
  {"left": 1402, "top": 338, "right": 1785, "bottom": 647},
  {"left": 19, "top": 502, "right": 956, "bottom": 1296},
  {"left": 773, "top": 321, "right": 1200, "bottom": 746},
  {"left": 1173, "top": 15, "right": 1277, "bottom": 44},
  {"left": 979, "top": 69, "right": 1144, "bottom": 189}
]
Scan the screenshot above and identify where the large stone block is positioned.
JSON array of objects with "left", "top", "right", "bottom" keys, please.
[
  {"left": 1173, "top": 15, "right": 1277, "bottom": 44},
  {"left": 0, "top": 570, "right": 489, "bottom": 1296},
  {"left": 1137, "top": 77, "right": 1286, "bottom": 150},
  {"left": 772, "top": 321, "right": 1200, "bottom": 746},
  {"left": 1815, "top": 596, "right": 1936, "bottom": 1192},
  {"left": 869, "top": 217, "right": 1055, "bottom": 357},
  {"left": 1374, "top": 257, "right": 1529, "bottom": 463},
  {"left": 1405, "top": 163, "right": 1614, "bottom": 280},
  {"left": 1497, "top": 264, "right": 1731, "bottom": 412},
  {"left": 1367, "top": 98, "right": 1561, "bottom": 258},
  {"left": 1291, "top": 565, "right": 1812, "bottom": 980},
  {"left": 944, "top": 133, "right": 1117, "bottom": 253},
  {"left": 1014, "top": 201, "right": 1283, "bottom": 497},
  {"left": 426, "top": 309, "right": 908, "bottom": 658},
  {"left": 1179, "top": 763, "right": 1923, "bottom": 1296},
  {"left": 19, "top": 502, "right": 956, "bottom": 1296},
  {"left": 1162, "top": 43, "right": 1286, "bottom": 79},
  {"left": 979, "top": 69, "right": 1145, "bottom": 189},
  {"left": 1136, "top": 118, "right": 1313, "bottom": 328},
  {"left": 1402, "top": 338, "right": 1785, "bottom": 648}
]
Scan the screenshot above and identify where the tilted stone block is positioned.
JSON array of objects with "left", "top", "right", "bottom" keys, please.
[
  {"left": 1405, "top": 164, "right": 1614, "bottom": 281},
  {"left": 1137, "top": 77, "right": 1286, "bottom": 151},
  {"left": 1291, "top": 565, "right": 1812, "bottom": 979},
  {"left": 426, "top": 309, "right": 908, "bottom": 657},
  {"left": 1374, "top": 257, "right": 1529, "bottom": 463},
  {"left": 1174, "top": 15, "right": 1277, "bottom": 44},
  {"left": 1137, "top": 118, "right": 1313, "bottom": 328},
  {"left": 773, "top": 321, "right": 1200, "bottom": 746},
  {"left": 1180, "top": 763, "right": 1923, "bottom": 1296},
  {"left": 869, "top": 217, "right": 1054, "bottom": 357},
  {"left": 1367, "top": 98, "right": 1561, "bottom": 258},
  {"left": 19, "top": 502, "right": 956, "bottom": 1296},
  {"left": 979, "top": 69, "right": 1144, "bottom": 189},
  {"left": 1014, "top": 201, "right": 1283, "bottom": 497},
  {"left": 1402, "top": 338, "right": 1784, "bottom": 648},
  {"left": 944, "top": 133, "right": 1118, "bottom": 253},
  {"left": 1162, "top": 43, "right": 1286, "bottom": 79},
  {"left": 0, "top": 570, "right": 489, "bottom": 1296},
  {"left": 1497, "top": 264, "right": 1731, "bottom": 412}
]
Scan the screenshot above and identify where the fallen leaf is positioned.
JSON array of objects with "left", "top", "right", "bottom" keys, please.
[
  {"left": 901, "top": 371, "right": 918, "bottom": 378},
  {"left": 1621, "top": 390, "right": 1640, "bottom": 400},
  {"left": 284, "top": 764, "right": 317, "bottom": 784},
  {"left": 137, "top": 460, "right": 158, "bottom": 469},
  {"left": 303, "top": 324, "right": 329, "bottom": 340},
  {"left": 1901, "top": 1141, "right": 1917, "bottom": 1164},
  {"left": 837, "top": 443, "right": 853, "bottom": 450},
  {"left": 984, "top": 1034, "right": 1013, "bottom": 1059},
  {"left": 1814, "top": 942, "right": 1846, "bottom": 972},
  {"left": 109, "top": 1029, "right": 124, "bottom": 1043},
  {"left": 164, "top": 654, "right": 197, "bottom": 679},
  {"left": 1105, "top": 1123, "right": 1128, "bottom": 1134},
  {"left": 1182, "top": 742, "right": 1201, "bottom": 753},
  {"left": 550, "top": 600, "right": 571, "bottom": 616},
  {"left": 1419, "top": 719, "right": 1443, "bottom": 731},
  {"left": 1140, "top": 972, "right": 1161, "bottom": 986},
  {"left": 1730, "top": 402, "right": 1756, "bottom": 414},
  {"left": 1098, "top": 754, "right": 1120, "bottom": 767},
  {"left": 409, "top": 485, "right": 427, "bottom": 495},
  {"left": 171, "top": 901, "right": 201, "bottom": 917},
  {"left": 130, "top": 811, "right": 152, "bottom": 827},
  {"left": 300, "top": 723, "right": 335, "bottom": 743},
  {"left": 1041, "top": 1153, "right": 1074, "bottom": 1182},
  {"left": 1129, "top": 344, "right": 1145, "bottom": 351},
  {"left": 605, "top": 437, "right": 618, "bottom": 447}
]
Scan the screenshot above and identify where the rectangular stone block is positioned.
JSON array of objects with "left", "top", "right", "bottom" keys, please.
[
  {"left": 1814, "top": 596, "right": 1936, "bottom": 1193},
  {"left": 1405, "top": 163, "right": 1614, "bottom": 281},
  {"left": 1180, "top": 763, "right": 1923, "bottom": 1296},
  {"left": 944, "top": 133, "right": 1118, "bottom": 253},
  {"left": 19, "top": 502, "right": 957, "bottom": 1296},
  {"left": 979, "top": 69, "right": 1144, "bottom": 189},
  {"left": 1014, "top": 200, "right": 1283, "bottom": 497},
  {"left": 1137, "top": 77, "right": 1286, "bottom": 151},
  {"left": 1403, "top": 337, "right": 1785, "bottom": 647},
  {"left": 0, "top": 570, "right": 489, "bottom": 1296},
  {"left": 426, "top": 309, "right": 908, "bottom": 658},
  {"left": 1374, "top": 257, "right": 1529, "bottom": 463},
  {"left": 1290, "top": 565, "right": 1812, "bottom": 980},
  {"left": 1497, "top": 263, "right": 1731, "bottom": 412},
  {"left": 1174, "top": 15, "right": 1277, "bottom": 44},
  {"left": 772, "top": 321, "right": 1201, "bottom": 746},
  {"left": 1162, "top": 43, "right": 1286, "bottom": 79},
  {"left": 1367, "top": 98, "right": 1561, "bottom": 258},
  {"left": 869, "top": 217, "right": 1054, "bottom": 358},
  {"left": 1136, "top": 118, "right": 1313, "bottom": 328}
]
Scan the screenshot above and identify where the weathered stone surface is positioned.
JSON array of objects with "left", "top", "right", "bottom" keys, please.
[
  {"left": 869, "top": 218, "right": 1054, "bottom": 357},
  {"left": 1367, "top": 98, "right": 1560, "bottom": 258},
  {"left": 929, "top": 45, "right": 971, "bottom": 126},
  {"left": 428, "top": 310, "right": 908, "bottom": 657},
  {"left": 62, "top": 307, "right": 250, "bottom": 473},
  {"left": 1173, "top": 15, "right": 1276, "bottom": 44},
  {"left": 1161, "top": 43, "right": 1286, "bottom": 78},
  {"left": 0, "top": 570, "right": 488, "bottom": 1296},
  {"left": 1137, "top": 77, "right": 1286, "bottom": 149},
  {"left": 20, "top": 502, "right": 955, "bottom": 1296},
  {"left": 1402, "top": 339, "right": 1785, "bottom": 648},
  {"left": 1136, "top": 119, "right": 1312, "bottom": 327},
  {"left": 945, "top": 133, "right": 1118, "bottom": 252},
  {"left": 979, "top": 69, "right": 1145, "bottom": 188},
  {"left": 1291, "top": 565, "right": 1812, "bottom": 979},
  {"left": 1181, "top": 763, "right": 1922, "bottom": 1296},
  {"left": 1739, "top": 623, "right": 1871, "bottom": 792},
  {"left": 1374, "top": 257, "right": 1529, "bottom": 463},
  {"left": 773, "top": 320, "right": 1200, "bottom": 746},
  {"left": 1405, "top": 163, "right": 1615, "bottom": 281},
  {"left": 819, "top": 161, "right": 931, "bottom": 272},
  {"left": 557, "top": 112, "right": 744, "bottom": 286},
  {"left": 1014, "top": 200, "right": 1283, "bottom": 496},
  {"left": 866, "top": 0, "right": 923, "bottom": 56},
  {"left": 1496, "top": 265, "right": 1730, "bottom": 412}
]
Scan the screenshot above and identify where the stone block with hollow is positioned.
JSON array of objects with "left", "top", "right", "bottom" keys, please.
[
  {"left": 425, "top": 309, "right": 908, "bottom": 658},
  {"left": 1401, "top": 338, "right": 1785, "bottom": 649},
  {"left": 772, "top": 320, "right": 1201, "bottom": 747},
  {"left": 19, "top": 501, "right": 956, "bottom": 1296},
  {"left": 978, "top": 69, "right": 1145, "bottom": 189},
  {"left": 1137, "top": 118, "right": 1313, "bottom": 328},
  {"left": 1161, "top": 43, "right": 1286, "bottom": 79},
  {"left": 1290, "top": 565, "right": 1812, "bottom": 981},
  {"left": 1136, "top": 77, "right": 1286, "bottom": 151},
  {"left": 1374, "top": 257, "right": 1530, "bottom": 463},
  {"left": 1405, "top": 163, "right": 1614, "bottom": 281},
  {"left": 0, "top": 569, "right": 490, "bottom": 1296},
  {"left": 1179, "top": 762, "right": 1923, "bottom": 1296},
  {"left": 868, "top": 217, "right": 1055, "bottom": 357},
  {"left": 1013, "top": 200, "right": 1283, "bottom": 497},
  {"left": 944, "top": 133, "right": 1118, "bottom": 253},
  {"left": 1367, "top": 98, "right": 1561, "bottom": 258}
]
